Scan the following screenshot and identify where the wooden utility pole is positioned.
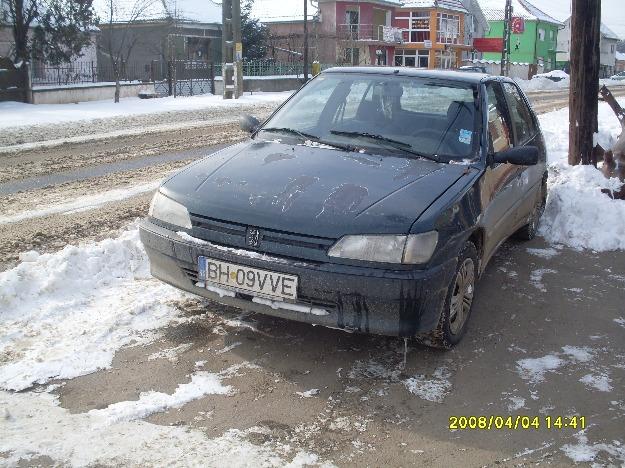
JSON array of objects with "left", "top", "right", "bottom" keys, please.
[
  {"left": 221, "top": 0, "right": 242, "bottom": 99},
  {"left": 500, "top": 0, "right": 512, "bottom": 76},
  {"left": 569, "top": 0, "right": 601, "bottom": 165},
  {"left": 303, "top": 0, "right": 309, "bottom": 81}
]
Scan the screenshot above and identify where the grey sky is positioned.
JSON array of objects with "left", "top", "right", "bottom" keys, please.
[{"left": 531, "top": 0, "right": 624, "bottom": 39}]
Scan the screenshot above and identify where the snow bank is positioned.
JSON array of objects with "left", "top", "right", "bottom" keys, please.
[
  {"left": 0, "top": 228, "right": 188, "bottom": 391},
  {"left": 537, "top": 100, "right": 625, "bottom": 251},
  {"left": 0, "top": 91, "right": 292, "bottom": 130},
  {"left": 516, "top": 76, "right": 569, "bottom": 92}
]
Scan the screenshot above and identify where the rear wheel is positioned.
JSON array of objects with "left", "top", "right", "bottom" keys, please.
[
  {"left": 515, "top": 180, "right": 547, "bottom": 241},
  {"left": 419, "top": 241, "right": 478, "bottom": 349}
]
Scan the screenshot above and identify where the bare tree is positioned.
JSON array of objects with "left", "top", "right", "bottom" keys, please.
[{"left": 99, "top": 0, "right": 156, "bottom": 102}]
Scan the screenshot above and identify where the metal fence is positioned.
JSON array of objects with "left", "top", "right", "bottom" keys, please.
[{"left": 28, "top": 60, "right": 345, "bottom": 98}]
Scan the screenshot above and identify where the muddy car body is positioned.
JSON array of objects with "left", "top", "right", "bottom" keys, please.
[{"left": 140, "top": 68, "right": 547, "bottom": 347}]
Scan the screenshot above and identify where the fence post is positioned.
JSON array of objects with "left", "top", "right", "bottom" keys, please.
[
  {"left": 24, "top": 62, "right": 33, "bottom": 104},
  {"left": 150, "top": 60, "right": 157, "bottom": 82},
  {"left": 210, "top": 62, "right": 215, "bottom": 95},
  {"left": 91, "top": 61, "right": 96, "bottom": 83},
  {"left": 167, "top": 61, "right": 173, "bottom": 96}
]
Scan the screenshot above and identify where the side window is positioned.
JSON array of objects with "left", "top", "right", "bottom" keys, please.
[
  {"left": 502, "top": 82, "right": 536, "bottom": 145},
  {"left": 486, "top": 83, "right": 512, "bottom": 154}
]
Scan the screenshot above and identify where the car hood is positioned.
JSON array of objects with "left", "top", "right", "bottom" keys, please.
[{"left": 161, "top": 139, "right": 470, "bottom": 238}]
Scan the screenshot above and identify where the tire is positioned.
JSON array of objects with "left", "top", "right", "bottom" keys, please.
[
  {"left": 418, "top": 241, "right": 478, "bottom": 349},
  {"left": 515, "top": 180, "right": 547, "bottom": 241}
]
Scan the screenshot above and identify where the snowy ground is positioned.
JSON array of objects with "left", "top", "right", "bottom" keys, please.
[
  {"left": 0, "top": 92, "right": 292, "bottom": 130},
  {"left": 1, "top": 94, "right": 625, "bottom": 466}
]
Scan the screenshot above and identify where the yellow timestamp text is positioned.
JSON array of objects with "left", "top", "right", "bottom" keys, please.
[{"left": 449, "top": 415, "right": 587, "bottom": 431}]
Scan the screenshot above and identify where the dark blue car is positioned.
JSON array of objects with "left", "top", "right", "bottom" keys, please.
[{"left": 140, "top": 67, "right": 547, "bottom": 348}]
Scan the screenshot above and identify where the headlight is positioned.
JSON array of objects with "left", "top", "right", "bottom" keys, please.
[
  {"left": 328, "top": 231, "right": 438, "bottom": 264},
  {"left": 148, "top": 191, "right": 192, "bottom": 229}
]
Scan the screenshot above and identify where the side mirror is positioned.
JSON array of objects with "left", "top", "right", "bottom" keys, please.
[
  {"left": 240, "top": 114, "right": 260, "bottom": 133},
  {"left": 493, "top": 146, "right": 539, "bottom": 166}
]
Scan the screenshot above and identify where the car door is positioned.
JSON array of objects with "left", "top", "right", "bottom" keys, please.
[
  {"left": 479, "top": 82, "right": 521, "bottom": 266},
  {"left": 501, "top": 81, "right": 546, "bottom": 227}
]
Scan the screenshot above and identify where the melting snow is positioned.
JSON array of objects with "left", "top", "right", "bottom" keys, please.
[
  {"left": 579, "top": 373, "right": 613, "bottom": 392},
  {"left": 403, "top": 367, "right": 452, "bottom": 403},
  {"left": 516, "top": 354, "right": 564, "bottom": 384},
  {"left": 295, "top": 388, "right": 320, "bottom": 398},
  {"left": 561, "top": 431, "right": 625, "bottom": 465},
  {"left": 0, "top": 228, "right": 188, "bottom": 391},
  {"left": 526, "top": 247, "right": 560, "bottom": 259}
]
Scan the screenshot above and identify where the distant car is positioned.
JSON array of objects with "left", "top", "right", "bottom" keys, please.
[
  {"left": 140, "top": 68, "right": 547, "bottom": 348},
  {"left": 531, "top": 70, "right": 569, "bottom": 82},
  {"left": 609, "top": 71, "right": 625, "bottom": 81},
  {"left": 458, "top": 65, "right": 488, "bottom": 74}
]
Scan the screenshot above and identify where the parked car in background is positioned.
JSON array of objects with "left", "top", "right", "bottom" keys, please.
[
  {"left": 458, "top": 65, "right": 488, "bottom": 74},
  {"left": 609, "top": 71, "right": 625, "bottom": 81},
  {"left": 140, "top": 68, "right": 547, "bottom": 348},
  {"left": 531, "top": 70, "right": 569, "bottom": 82}
]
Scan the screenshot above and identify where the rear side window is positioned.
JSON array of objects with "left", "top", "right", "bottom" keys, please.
[
  {"left": 486, "top": 83, "right": 512, "bottom": 154},
  {"left": 502, "top": 82, "right": 536, "bottom": 145}
]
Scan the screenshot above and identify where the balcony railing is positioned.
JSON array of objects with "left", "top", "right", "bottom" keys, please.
[{"left": 337, "top": 24, "right": 403, "bottom": 43}]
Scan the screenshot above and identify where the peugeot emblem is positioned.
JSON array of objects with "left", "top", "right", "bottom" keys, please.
[{"left": 246, "top": 227, "right": 262, "bottom": 248}]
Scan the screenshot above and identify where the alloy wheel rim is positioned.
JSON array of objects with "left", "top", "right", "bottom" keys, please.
[{"left": 449, "top": 258, "right": 475, "bottom": 335}]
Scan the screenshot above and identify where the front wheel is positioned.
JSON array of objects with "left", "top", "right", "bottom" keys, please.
[
  {"left": 515, "top": 180, "right": 547, "bottom": 241},
  {"left": 419, "top": 241, "right": 478, "bottom": 349}
]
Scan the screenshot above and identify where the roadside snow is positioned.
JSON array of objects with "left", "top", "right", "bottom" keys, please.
[
  {"left": 0, "top": 181, "right": 159, "bottom": 224},
  {"left": 0, "top": 228, "right": 187, "bottom": 391},
  {"left": 538, "top": 99, "right": 625, "bottom": 251},
  {"left": 0, "top": 390, "right": 331, "bottom": 467},
  {"left": 0, "top": 92, "right": 292, "bottom": 130}
]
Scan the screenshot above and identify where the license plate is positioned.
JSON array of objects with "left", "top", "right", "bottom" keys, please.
[{"left": 198, "top": 256, "right": 298, "bottom": 301}]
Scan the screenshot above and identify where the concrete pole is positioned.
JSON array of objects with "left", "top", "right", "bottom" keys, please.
[{"left": 500, "top": 0, "right": 512, "bottom": 76}]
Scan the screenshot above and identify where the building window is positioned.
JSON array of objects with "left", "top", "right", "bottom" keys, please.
[
  {"left": 538, "top": 28, "right": 545, "bottom": 41},
  {"left": 397, "top": 11, "right": 430, "bottom": 43},
  {"left": 549, "top": 30, "right": 554, "bottom": 40},
  {"left": 611, "top": 44, "right": 616, "bottom": 53},
  {"left": 345, "top": 47, "right": 360, "bottom": 65},
  {"left": 437, "top": 13, "right": 460, "bottom": 44},
  {"left": 435, "top": 50, "right": 457, "bottom": 69},
  {"left": 394, "top": 49, "right": 429, "bottom": 68}
]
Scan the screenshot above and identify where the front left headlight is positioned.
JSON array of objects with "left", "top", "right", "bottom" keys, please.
[
  {"left": 328, "top": 231, "right": 438, "bottom": 264},
  {"left": 149, "top": 190, "right": 192, "bottom": 229}
]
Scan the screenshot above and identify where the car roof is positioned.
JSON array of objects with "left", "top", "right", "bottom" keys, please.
[{"left": 322, "top": 66, "right": 493, "bottom": 85}]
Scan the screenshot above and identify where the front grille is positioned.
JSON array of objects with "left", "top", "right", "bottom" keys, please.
[{"left": 188, "top": 212, "right": 336, "bottom": 263}]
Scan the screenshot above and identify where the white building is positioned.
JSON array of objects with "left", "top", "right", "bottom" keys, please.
[{"left": 556, "top": 17, "right": 621, "bottom": 78}]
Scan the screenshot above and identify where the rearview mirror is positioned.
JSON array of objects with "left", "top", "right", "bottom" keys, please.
[
  {"left": 240, "top": 114, "right": 260, "bottom": 133},
  {"left": 493, "top": 146, "right": 539, "bottom": 166}
]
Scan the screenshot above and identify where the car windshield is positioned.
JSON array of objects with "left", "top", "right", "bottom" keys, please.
[{"left": 260, "top": 72, "right": 480, "bottom": 161}]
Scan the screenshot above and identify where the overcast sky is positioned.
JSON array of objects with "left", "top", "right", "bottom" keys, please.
[{"left": 530, "top": 0, "right": 625, "bottom": 39}]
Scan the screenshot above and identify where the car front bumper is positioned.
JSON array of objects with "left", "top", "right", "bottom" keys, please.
[{"left": 139, "top": 220, "right": 457, "bottom": 337}]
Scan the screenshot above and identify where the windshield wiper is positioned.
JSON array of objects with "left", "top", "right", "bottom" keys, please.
[
  {"left": 329, "top": 130, "right": 438, "bottom": 162},
  {"left": 262, "top": 127, "right": 321, "bottom": 141},
  {"left": 262, "top": 127, "right": 357, "bottom": 152}
]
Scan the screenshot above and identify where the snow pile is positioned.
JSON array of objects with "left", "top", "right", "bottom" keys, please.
[
  {"left": 0, "top": 228, "right": 188, "bottom": 391},
  {"left": 0, "top": 390, "right": 331, "bottom": 467},
  {"left": 537, "top": 101, "right": 625, "bottom": 251},
  {"left": 515, "top": 76, "right": 569, "bottom": 92},
  {"left": 403, "top": 367, "right": 452, "bottom": 403}
]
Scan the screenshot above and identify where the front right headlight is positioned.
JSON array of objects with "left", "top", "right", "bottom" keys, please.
[{"left": 149, "top": 190, "right": 192, "bottom": 229}]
